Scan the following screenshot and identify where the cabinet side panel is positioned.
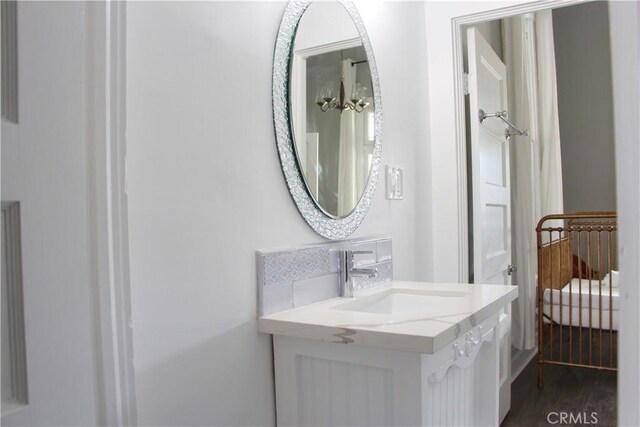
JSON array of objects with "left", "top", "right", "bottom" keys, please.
[
  {"left": 273, "top": 335, "right": 421, "bottom": 427},
  {"left": 424, "top": 365, "right": 474, "bottom": 426},
  {"left": 296, "top": 355, "right": 392, "bottom": 426}
]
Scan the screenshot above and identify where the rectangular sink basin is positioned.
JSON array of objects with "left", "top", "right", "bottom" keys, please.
[{"left": 333, "top": 288, "right": 471, "bottom": 317}]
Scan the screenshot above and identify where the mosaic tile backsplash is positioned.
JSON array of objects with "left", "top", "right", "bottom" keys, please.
[{"left": 257, "top": 236, "right": 393, "bottom": 316}]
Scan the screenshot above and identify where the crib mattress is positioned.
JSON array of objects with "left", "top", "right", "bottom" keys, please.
[{"left": 543, "top": 278, "right": 619, "bottom": 330}]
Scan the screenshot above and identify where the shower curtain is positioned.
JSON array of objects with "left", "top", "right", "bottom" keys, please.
[
  {"left": 504, "top": 10, "right": 564, "bottom": 351},
  {"left": 535, "top": 11, "right": 564, "bottom": 223}
]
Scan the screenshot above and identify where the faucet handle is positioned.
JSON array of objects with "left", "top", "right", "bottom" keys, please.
[
  {"left": 339, "top": 250, "right": 377, "bottom": 298},
  {"left": 343, "top": 250, "right": 375, "bottom": 269}
]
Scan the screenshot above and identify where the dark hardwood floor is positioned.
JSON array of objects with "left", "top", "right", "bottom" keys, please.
[{"left": 501, "top": 356, "right": 617, "bottom": 427}]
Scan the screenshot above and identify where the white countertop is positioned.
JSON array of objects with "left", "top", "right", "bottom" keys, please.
[{"left": 258, "top": 281, "right": 518, "bottom": 354}]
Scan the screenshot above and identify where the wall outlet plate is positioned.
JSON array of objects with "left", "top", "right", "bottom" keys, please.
[{"left": 386, "top": 166, "right": 403, "bottom": 200}]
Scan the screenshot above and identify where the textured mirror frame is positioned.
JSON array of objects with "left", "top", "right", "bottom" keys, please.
[{"left": 273, "top": 0, "right": 383, "bottom": 240}]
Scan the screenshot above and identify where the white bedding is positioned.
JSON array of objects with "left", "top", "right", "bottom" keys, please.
[{"left": 542, "top": 277, "right": 619, "bottom": 330}]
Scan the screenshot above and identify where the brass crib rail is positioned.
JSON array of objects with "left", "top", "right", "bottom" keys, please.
[{"left": 536, "top": 212, "right": 618, "bottom": 389}]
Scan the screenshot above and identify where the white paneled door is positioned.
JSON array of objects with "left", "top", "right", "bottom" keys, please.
[{"left": 467, "top": 27, "right": 513, "bottom": 423}]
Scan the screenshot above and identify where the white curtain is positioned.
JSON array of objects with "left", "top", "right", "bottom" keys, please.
[
  {"left": 535, "top": 11, "right": 564, "bottom": 222},
  {"left": 504, "top": 15, "right": 537, "bottom": 351},
  {"left": 337, "top": 59, "right": 358, "bottom": 217},
  {"left": 504, "top": 11, "right": 563, "bottom": 351}
]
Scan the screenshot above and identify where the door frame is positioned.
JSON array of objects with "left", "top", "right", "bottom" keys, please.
[
  {"left": 431, "top": 0, "right": 588, "bottom": 284},
  {"left": 87, "top": 2, "right": 137, "bottom": 426}
]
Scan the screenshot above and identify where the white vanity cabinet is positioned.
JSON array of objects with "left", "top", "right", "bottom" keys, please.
[
  {"left": 259, "top": 281, "right": 517, "bottom": 427},
  {"left": 273, "top": 314, "right": 500, "bottom": 426}
]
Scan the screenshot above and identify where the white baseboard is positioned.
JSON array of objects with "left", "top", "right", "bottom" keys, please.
[{"left": 511, "top": 347, "right": 537, "bottom": 382}]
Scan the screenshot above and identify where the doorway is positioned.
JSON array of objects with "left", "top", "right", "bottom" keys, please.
[
  {"left": 462, "top": 1, "right": 617, "bottom": 424},
  {"left": 424, "top": 0, "right": 638, "bottom": 423}
]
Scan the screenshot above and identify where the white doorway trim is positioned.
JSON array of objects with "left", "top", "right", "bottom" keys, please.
[
  {"left": 608, "top": 1, "right": 640, "bottom": 424},
  {"left": 86, "top": 2, "right": 137, "bottom": 426}
]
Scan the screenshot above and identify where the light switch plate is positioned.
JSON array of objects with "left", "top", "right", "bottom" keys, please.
[{"left": 386, "top": 166, "right": 403, "bottom": 200}]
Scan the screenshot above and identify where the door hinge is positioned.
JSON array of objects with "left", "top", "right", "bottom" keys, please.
[
  {"left": 463, "top": 73, "right": 469, "bottom": 95},
  {"left": 507, "top": 264, "right": 517, "bottom": 276}
]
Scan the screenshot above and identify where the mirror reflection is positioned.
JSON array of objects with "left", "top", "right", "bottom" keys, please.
[{"left": 290, "top": 1, "right": 376, "bottom": 219}]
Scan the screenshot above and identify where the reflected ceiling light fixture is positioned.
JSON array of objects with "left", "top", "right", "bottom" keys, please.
[{"left": 316, "top": 52, "right": 370, "bottom": 113}]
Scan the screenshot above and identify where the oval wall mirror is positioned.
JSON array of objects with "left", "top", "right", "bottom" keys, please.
[{"left": 273, "top": 0, "right": 382, "bottom": 240}]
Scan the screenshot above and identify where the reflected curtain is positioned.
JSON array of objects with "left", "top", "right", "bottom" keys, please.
[
  {"left": 504, "top": 10, "right": 563, "bottom": 351},
  {"left": 337, "top": 59, "right": 358, "bottom": 217}
]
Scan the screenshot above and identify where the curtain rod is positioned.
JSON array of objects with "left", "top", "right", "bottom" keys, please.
[{"left": 478, "top": 109, "right": 529, "bottom": 137}]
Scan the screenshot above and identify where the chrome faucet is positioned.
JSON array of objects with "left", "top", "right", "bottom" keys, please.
[{"left": 339, "top": 250, "right": 378, "bottom": 298}]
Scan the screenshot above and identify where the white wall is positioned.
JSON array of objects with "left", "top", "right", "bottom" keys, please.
[
  {"left": 553, "top": 1, "right": 616, "bottom": 213},
  {"left": 1, "top": 2, "right": 101, "bottom": 425},
  {"left": 609, "top": 1, "right": 640, "bottom": 424},
  {"left": 125, "top": 1, "right": 429, "bottom": 425},
  {"left": 294, "top": 1, "right": 359, "bottom": 51}
]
